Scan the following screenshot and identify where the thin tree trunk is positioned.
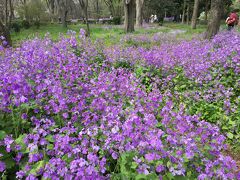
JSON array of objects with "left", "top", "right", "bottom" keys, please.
[
  {"left": 84, "top": 0, "right": 90, "bottom": 36},
  {"left": 124, "top": 0, "right": 135, "bottom": 32},
  {"left": 61, "top": 10, "right": 68, "bottom": 28},
  {"left": 186, "top": 2, "right": 190, "bottom": 25},
  {"left": 182, "top": 0, "right": 186, "bottom": 24},
  {"left": 5, "top": 0, "right": 8, "bottom": 26},
  {"left": 191, "top": 0, "right": 199, "bottom": 29},
  {"left": 79, "top": 0, "right": 90, "bottom": 36},
  {"left": 104, "top": 0, "right": 115, "bottom": 17},
  {"left": 46, "top": 0, "right": 55, "bottom": 23},
  {"left": 204, "top": 0, "right": 223, "bottom": 39},
  {"left": 96, "top": 0, "right": 100, "bottom": 20},
  {"left": 136, "top": 0, "right": 144, "bottom": 27},
  {"left": 0, "top": 19, "right": 12, "bottom": 46},
  {"left": 205, "top": 0, "right": 210, "bottom": 22},
  {"left": 9, "top": 0, "right": 14, "bottom": 25}
]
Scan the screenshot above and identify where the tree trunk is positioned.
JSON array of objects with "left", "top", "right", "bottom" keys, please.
[
  {"left": 46, "top": 0, "right": 55, "bottom": 23},
  {"left": 204, "top": 0, "right": 223, "bottom": 39},
  {"left": 84, "top": 0, "right": 90, "bottom": 36},
  {"left": 0, "top": 20, "right": 12, "bottom": 47},
  {"left": 182, "top": 0, "right": 186, "bottom": 24},
  {"left": 96, "top": 0, "right": 100, "bottom": 20},
  {"left": 124, "top": 0, "right": 135, "bottom": 32},
  {"left": 186, "top": 2, "right": 190, "bottom": 25},
  {"left": 79, "top": 0, "right": 90, "bottom": 36},
  {"left": 136, "top": 0, "right": 144, "bottom": 27},
  {"left": 5, "top": 0, "right": 8, "bottom": 26},
  {"left": 205, "top": 0, "right": 210, "bottom": 22},
  {"left": 191, "top": 0, "right": 199, "bottom": 29},
  {"left": 9, "top": 0, "right": 14, "bottom": 25},
  {"left": 61, "top": 10, "right": 68, "bottom": 28},
  {"left": 104, "top": 0, "right": 115, "bottom": 17}
]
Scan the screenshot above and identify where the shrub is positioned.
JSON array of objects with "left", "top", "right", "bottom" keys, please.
[
  {"left": 112, "top": 16, "right": 121, "bottom": 25},
  {"left": 21, "top": 20, "right": 30, "bottom": 29},
  {"left": 33, "top": 20, "right": 40, "bottom": 29},
  {"left": 11, "top": 22, "right": 21, "bottom": 33}
]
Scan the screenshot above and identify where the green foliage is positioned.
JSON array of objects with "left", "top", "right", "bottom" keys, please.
[
  {"left": 11, "top": 22, "right": 21, "bottom": 33},
  {"left": 112, "top": 17, "right": 122, "bottom": 25},
  {"left": 114, "top": 60, "right": 132, "bottom": 70},
  {"left": 33, "top": 20, "right": 40, "bottom": 29},
  {"left": 22, "top": 20, "right": 30, "bottom": 29}
]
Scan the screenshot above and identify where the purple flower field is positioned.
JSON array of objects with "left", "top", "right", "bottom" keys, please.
[{"left": 0, "top": 30, "right": 239, "bottom": 179}]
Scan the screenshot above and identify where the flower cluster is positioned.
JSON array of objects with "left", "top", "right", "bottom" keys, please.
[{"left": 0, "top": 29, "right": 239, "bottom": 179}]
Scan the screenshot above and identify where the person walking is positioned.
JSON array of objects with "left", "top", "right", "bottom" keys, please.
[{"left": 226, "top": 10, "right": 239, "bottom": 31}]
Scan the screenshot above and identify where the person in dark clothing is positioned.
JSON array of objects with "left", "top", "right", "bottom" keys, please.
[{"left": 226, "top": 10, "right": 239, "bottom": 31}]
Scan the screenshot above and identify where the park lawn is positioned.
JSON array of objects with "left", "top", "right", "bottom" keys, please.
[{"left": 11, "top": 22, "right": 207, "bottom": 46}]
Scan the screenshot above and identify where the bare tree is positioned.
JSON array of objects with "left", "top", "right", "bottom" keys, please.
[
  {"left": 191, "top": 0, "right": 199, "bottom": 29},
  {"left": 136, "top": 0, "right": 144, "bottom": 27},
  {"left": 5, "top": 0, "right": 8, "bottom": 26},
  {"left": 186, "top": 1, "right": 190, "bottom": 25},
  {"left": 103, "top": 0, "right": 123, "bottom": 17},
  {"left": 46, "top": 0, "right": 55, "bottom": 22},
  {"left": 56, "top": 0, "right": 68, "bottom": 27},
  {"left": 204, "top": 0, "right": 223, "bottom": 39},
  {"left": 104, "top": 0, "right": 115, "bottom": 16},
  {"left": 9, "top": 0, "right": 14, "bottom": 24},
  {"left": 205, "top": 0, "right": 210, "bottom": 22},
  {"left": 79, "top": 0, "right": 90, "bottom": 36},
  {"left": 124, "top": 0, "right": 135, "bottom": 32},
  {"left": 182, "top": 0, "right": 186, "bottom": 24}
]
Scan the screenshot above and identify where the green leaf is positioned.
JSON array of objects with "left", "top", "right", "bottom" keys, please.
[
  {"left": 0, "top": 131, "right": 6, "bottom": 140},
  {"left": 136, "top": 174, "right": 147, "bottom": 180},
  {"left": 45, "top": 135, "right": 54, "bottom": 142},
  {"left": 131, "top": 162, "right": 138, "bottom": 169},
  {"left": 4, "top": 158, "right": 16, "bottom": 169},
  {"left": 29, "top": 160, "right": 45, "bottom": 175},
  {"left": 227, "top": 132, "right": 234, "bottom": 139}
]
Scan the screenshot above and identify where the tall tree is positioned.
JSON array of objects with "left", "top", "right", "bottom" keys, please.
[
  {"left": 9, "top": 0, "right": 14, "bottom": 25},
  {"left": 79, "top": 0, "right": 90, "bottom": 36},
  {"left": 204, "top": 0, "right": 223, "bottom": 39},
  {"left": 5, "top": 0, "right": 8, "bottom": 26},
  {"left": 46, "top": 0, "right": 55, "bottom": 22},
  {"left": 191, "top": 0, "right": 200, "bottom": 29},
  {"left": 56, "top": 0, "right": 68, "bottom": 27},
  {"left": 104, "top": 0, "right": 115, "bottom": 16},
  {"left": 186, "top": 1, "right": 190, "bottom": 25},
  {"left": 104, "top": 0, "right": 123, "bottom": 17},
  {"left": 204, "top": 0, "right": 210, "bottom": 22},
  {"left": 182, "top": 0, "right": 187, "bottom": 23},
  {"left": 124, "top": 0, "right": 135, "bottom": 32},
  {"left": 136, "top": 0, "right": 144, "bottom": 27}
]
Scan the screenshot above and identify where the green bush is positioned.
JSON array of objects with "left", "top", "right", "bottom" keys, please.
[
  {"left": 11, "top": 22, "right": 21, "bottom": 33},
  {"left": 22, "top": 20, "right": 30, "bottom": 29},
  {"left": 33, "top": 20, "right": 40, "bottom": 29},
  {"left": 112, "top": 16, "right": 121, "bottom": 25}
]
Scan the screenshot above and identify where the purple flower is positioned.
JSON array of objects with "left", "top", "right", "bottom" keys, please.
[
  {"left": 198, "top": 173, "right": 208, "bottom": 180},
  {"left": 111, "top": 152, "right": 118, "bottom": 160},
  {"left": 4, "top": 135, "right": 14, "bottom": 152},
  {"left": 62, "top": 112, "right": 69, "bottom": 119},
  {"left": 0, "top": 161, "right": 6, "bottom": 172},
  {"left": 156, "top": 165, "right": 165, "bottom": 173},
  {"left": 16, "top": 170, "right": 26, "bottom": 179},
  {"left": 21, "top": 113, "right": 28, "bottom": 120}
]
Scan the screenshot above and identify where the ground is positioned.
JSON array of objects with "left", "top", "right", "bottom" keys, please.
[{"left": 11, "top": 22, "right": 207, "bottom": 46}]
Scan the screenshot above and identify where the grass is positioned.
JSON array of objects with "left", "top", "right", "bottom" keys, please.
[{"left": 11, "top": 22, "right": 207, "bottom": 46}]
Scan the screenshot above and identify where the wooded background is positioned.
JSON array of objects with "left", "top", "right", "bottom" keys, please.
[{"left": 0, "top": 0, "right": 238, "bottom": 43}]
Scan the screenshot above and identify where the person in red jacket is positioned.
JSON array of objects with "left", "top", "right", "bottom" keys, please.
[{"left": 226, "top": 10, "right": 239, "bottom": 31}]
